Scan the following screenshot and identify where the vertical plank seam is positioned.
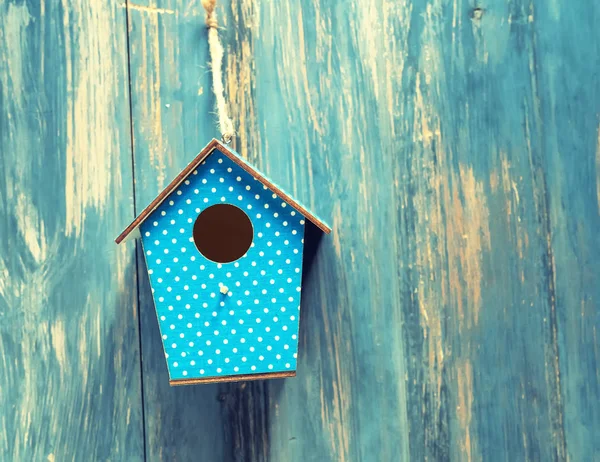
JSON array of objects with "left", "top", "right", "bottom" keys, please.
[
  {"left": 263, "top": 381, "right": 271, "bottom": 461},
  {"left": 528, "top": 26, "right": 568, "bottom": 457},
  {"left": 124, "top": 1, "right": 148, "bottom": 460}
]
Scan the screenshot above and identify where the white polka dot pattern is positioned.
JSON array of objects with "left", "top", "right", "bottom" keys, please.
[{"left": 140, "top": 151, "right": 305, "bottom": 380}]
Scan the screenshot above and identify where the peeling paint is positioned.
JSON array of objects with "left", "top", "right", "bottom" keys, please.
[
  {"left": 63, "top": 0, "right": 122, "bottom": 236},
  {"left": 50, "top": 319, "right": 68, "bottom": 371},
  {"left": 125, "top": 3, "right": 176, "bottom": 15}
]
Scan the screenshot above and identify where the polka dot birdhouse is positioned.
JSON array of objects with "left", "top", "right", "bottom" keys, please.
[{"left": 116, "top": 139, "right": 331, "bottom": 385}]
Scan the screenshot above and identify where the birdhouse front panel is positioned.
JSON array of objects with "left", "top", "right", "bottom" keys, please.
[{"left": 139, "top": 148, "right": 306, "bottom": 383}]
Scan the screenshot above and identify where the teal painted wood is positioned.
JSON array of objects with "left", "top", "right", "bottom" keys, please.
[
  {"left": 126, "top": 0, "right": 600, "bottom": 460},
  {"left": 533, "top": 5, "right": 600, "bottom": 461},
  {"left": 0, "top": 0, "right": 144, "bottom": 460},
  {"left": 126, "top": 1, "right": 230, "bottom": 459},
  {"left": 3, "top": 0, "right": 597, "bottom": 460}
]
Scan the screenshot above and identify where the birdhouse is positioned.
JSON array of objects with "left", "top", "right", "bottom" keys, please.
[{"left": 116, "top": 139, "right": 331, "bottom": 385}]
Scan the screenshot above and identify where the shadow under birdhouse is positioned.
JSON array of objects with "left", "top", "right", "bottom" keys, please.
[{"left": 301, "top": 220, "right": 326, "bottom": 280}]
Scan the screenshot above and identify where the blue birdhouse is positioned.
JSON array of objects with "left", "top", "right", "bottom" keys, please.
[{"left": 116, "top": 139, "right": 331, "bottom": 385}]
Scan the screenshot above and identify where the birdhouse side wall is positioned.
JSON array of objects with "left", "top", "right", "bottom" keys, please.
[{"left": 139, "top": 150, "right": 306, "bottom": 381}]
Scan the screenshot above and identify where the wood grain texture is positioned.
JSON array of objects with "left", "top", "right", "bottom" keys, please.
[
  {"left": 0, "top": 0, "right": 143, "bottom": 460},
  {"left": 126, "top": 0, "right": 600, "bottom": 460},
  {"left": 2, "top": 0, "right": 598, "bottom": 460}
]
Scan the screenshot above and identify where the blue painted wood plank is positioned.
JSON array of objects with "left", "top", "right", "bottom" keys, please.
[
  {"left": 125, "top": 2, "right": 230, "bottom": 460},
  {"left": 126, "top": 0, "right": 599, "bottom": 461},
  {"left": 532, "top": 4, "right": 600, "bottom": 461},
  {"left": 0, "top": 0, "right": 144, "bottom": 460}
]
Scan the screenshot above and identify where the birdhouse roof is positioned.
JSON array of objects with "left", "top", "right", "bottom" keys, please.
[{"left": 116, "top": 139, "right": 331, "bottom": 244}]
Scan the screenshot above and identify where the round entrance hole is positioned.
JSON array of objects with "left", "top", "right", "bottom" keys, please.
[{"left": 192, "top": 204, "right": 253, "bottom": 263}]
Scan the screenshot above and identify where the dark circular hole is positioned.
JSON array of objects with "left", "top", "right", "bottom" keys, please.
[{"left": 192, "top": 204, "right": 253, "bottom": 263}]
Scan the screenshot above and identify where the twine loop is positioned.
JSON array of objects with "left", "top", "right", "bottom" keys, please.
[{"left": 201, "top": 0, "right": 235, "bottom": 143}]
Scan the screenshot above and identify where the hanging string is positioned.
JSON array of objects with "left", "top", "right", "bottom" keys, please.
[{"left": 201, "top": 0, "right": 235, "bottom": 144}]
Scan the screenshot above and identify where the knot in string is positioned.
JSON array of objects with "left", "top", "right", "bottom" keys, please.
[
  {"left": 201, "top": 0, "right": 216, "bottom": 24},
  {"left": 202, "top": 0, "right": 219, "bottom": 28}
]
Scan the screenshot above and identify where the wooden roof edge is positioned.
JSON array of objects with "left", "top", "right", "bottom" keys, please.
[
  {"left": 115, "top": 139, "right": 221, "bottom": 244},
  {"left": 115, "top": 139, "right": 331, "bottom": 244},
  {"left": 169, "top": 371, "right": 296, "bottom": 386},
  {"left": 213, "top": 141, "right": 332, "bottom": 234}
]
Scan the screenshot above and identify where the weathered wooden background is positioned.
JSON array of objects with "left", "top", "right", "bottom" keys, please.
[{"left": 1, "top": 0, "right": 599, "bottom": 460}]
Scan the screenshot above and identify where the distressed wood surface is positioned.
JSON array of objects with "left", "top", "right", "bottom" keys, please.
[
  {"left": 2, "top": 0, "right": 599, "bottom": 460},
  {"left": 0, "top": 0, "right": 144, "bottom": 460}
]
